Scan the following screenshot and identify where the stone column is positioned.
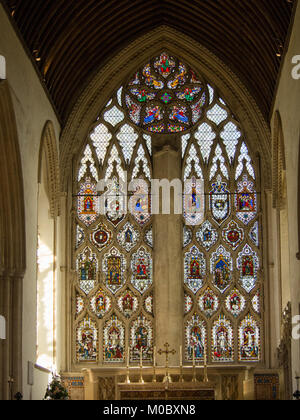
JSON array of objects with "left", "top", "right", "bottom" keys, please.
[{"left": 152, "top": 135, "right": 183, "bottom": 367}]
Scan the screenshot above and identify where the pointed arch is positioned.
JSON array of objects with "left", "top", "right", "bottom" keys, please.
[
  {"left": 60, "top": 26, "right": 271, "bottom": 191},
  {"left": 272, "top": 111, "right": 286, "bottom": 210},
  {"left": 0, "top": 80, "right": 26, "bottom": 399},
  {"left": 38, "top": 121, "right": 60, "bottom": 218}
]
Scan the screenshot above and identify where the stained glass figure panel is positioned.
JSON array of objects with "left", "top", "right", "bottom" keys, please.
[
  {"left": 102, "top": 247, "right": 126, "bottom": 295},
  {"left": 104, "top": 176, "right": 126, "bottom": 227},
  {"left": 76, "top": 247, "right": 98, "bottom": 295},
  {"left": 209, "top": 175, "right": 230, "bottom": 226},
  {"left": 144, "top": 294, "right": 154, "bottom": 315},
  {"left": 183, "top": 176, "right": 205, "bottom": 226},
  {"left": 90, "top": 288, "right": 112, "bottom": 319},
  {"left": 237, "top": 244, "right": 259, "bottom": 293},
  {"left": 90, "top": 222, "right": 113, "bottom": 251},
  {"left": 225, "top": 288, "right": 246, "bottom": 318},
  {"left": 210, "top": 245, "right": 233, "bottom": 293},
  {"left": 196, "top": 220, "right": 218, "bottom": 251},
  {"left": 238, "top": 314, "right": 260, "bottom": 362},
  {"left": 117, "top": 289, "right": 139, "bottom": 318},
  {"left": 222, "top": 220, "right": 244, "bottom": 251},
  {"left": 211, "top": 314, "right": 234, "bottom": 362},
  {"left": 235, "top": 175, "right": 257, "bottom": 225},
  {"left": 103, "top": 314, "right": 125, "bottom": 362},
  {"left": 117, "top": 222, "right": 140, "bottom": 252},
  {"left": 77, "top": 178, "right": 100, "bottom": 227},
  {"left": 76, "top": 316, "right": 98, "bottom": 362},
  {"left": 130, "top": 314, "right": 153, "bottom": 361},
  {"left": 184, "top": 245, "right": 206, "bottom": 294},
  {"left": 131, "top": 247, "right": 153, "bottom": 294},
  {"left": 184, "top": 292, "right": 193, "bottom": 315},
  {"left": 128, "top": 179, "right": 151, "bottom": 226},
  {"left": 185, "top": 313, "right": 207, "bottom": 361},
  {"left": 198, "top": 287, "right": 219, "bottom": 318}
]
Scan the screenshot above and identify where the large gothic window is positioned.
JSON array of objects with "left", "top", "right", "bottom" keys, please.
[{"left": 72, "top": 52, "right": 263, "bottom": 366}]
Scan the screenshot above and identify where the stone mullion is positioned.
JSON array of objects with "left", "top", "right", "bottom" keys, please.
[{"left": 153, "top": 135, "right": 182, "bottom": 368}]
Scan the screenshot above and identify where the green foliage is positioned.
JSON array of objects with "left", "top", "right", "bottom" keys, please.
[{"left": 44, "top": 375, "right": 69, "bottom": 400}]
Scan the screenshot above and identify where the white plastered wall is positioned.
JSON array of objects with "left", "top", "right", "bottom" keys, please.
[
  {"left": 0, "top": 5, "right": 61, "bottom": 400},
  {"left": 271, "top": 0, "right": 300, "bottom": 393}
]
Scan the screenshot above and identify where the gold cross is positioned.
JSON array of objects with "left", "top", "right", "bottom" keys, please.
[
  {"left": 158, "top": 343, "right": 176, "bottom": 383},
  {"left": 158, "top": 343, "right": 176, "bottom": 364}
]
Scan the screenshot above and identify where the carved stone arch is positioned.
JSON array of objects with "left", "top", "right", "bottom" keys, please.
[
  {"left": 272, "top": 111, "right": 287, "bottom": 210},
  {"left": 38, "top": 121, "right": 60, "bottom": 218},
  {"left": 0, "top": 80, "right": 26, "bottom": 399},
  {"left": 60, "top": 26, "right": 271, "bottom": 191}
]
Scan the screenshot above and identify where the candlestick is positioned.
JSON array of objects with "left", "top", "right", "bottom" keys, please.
[
  {"left": 192, "top": 347, "right": 197, "bottom": 382},
  {"left": 153, "top": 346, "right": 157, "bottom": 383},
  {"left": 139, "top": 347, "right": 144, "bottom": 384},
  {"left": 203, "top": 347, "right": 208, "bottom": 383},
  {"left": 179, "top": 345, "right": 184, "bottom": 383},
  {"left": 125, "top": 347, "right": 130, "bottom": 384}
]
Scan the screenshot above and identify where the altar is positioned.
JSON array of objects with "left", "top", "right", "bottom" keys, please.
[
  {"left": 64, "top": 343, "right": 283, "bottom": 400},
  {"left": 117, "top": 381, "right": 215, "bottom": 400}
]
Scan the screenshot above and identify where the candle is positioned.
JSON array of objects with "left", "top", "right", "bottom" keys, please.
[
  {"left": 204, "top": 347, "right": 207, "bottom": 365},
  {"left": 180, "top": 345, "right": 182, "bottom": 366},
  {"left": 192, "top": 347, "right": 195, "bottom": 365},
  {"left": 140, "top": 347, "right": 143, "bottom": 366},
  {"left": 127, "top": 346, "right": 130, "bottom": 366},
  {"left": 153, "top": 346, "right": 156, "bottom": 366}
]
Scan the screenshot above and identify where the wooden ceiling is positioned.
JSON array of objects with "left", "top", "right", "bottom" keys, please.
[{"left": 3, "top": 0, "right": 295, "bottom": 125}]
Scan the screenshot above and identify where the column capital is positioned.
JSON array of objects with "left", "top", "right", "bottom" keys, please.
[{"left": 152, "top": 134, "right": 181, "bottom": 155}]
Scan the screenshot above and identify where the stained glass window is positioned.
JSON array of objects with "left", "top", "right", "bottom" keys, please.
[
  {"left": 124, "top": 52, "right": 207, "bottom": 133},
  {"left": 182, "top": 75, "right": 262, "bottom": 365},
  {"left": 72, "top": 52, "right": 263, "bottom": 368},
  {"left": 73, "top": 79, "right": 153, "bottom": 364}
]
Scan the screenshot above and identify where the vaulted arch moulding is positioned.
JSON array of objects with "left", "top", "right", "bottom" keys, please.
[
  {"left": 272, "top": 111, "right": 287, "bottom": 211},
  {"left": 0, "top": 80, "right": 26, "bottom": 399},
  {"left": 60, "top": 26, "right": 271, "bottom": 191},
  {"left": 38, "top": 120, "right": 61, "bottom": 219}
]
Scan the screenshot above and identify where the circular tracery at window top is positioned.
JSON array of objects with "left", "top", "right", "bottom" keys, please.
[{"left": 123, "top": 52, "right": 208, "bottom": 134}]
